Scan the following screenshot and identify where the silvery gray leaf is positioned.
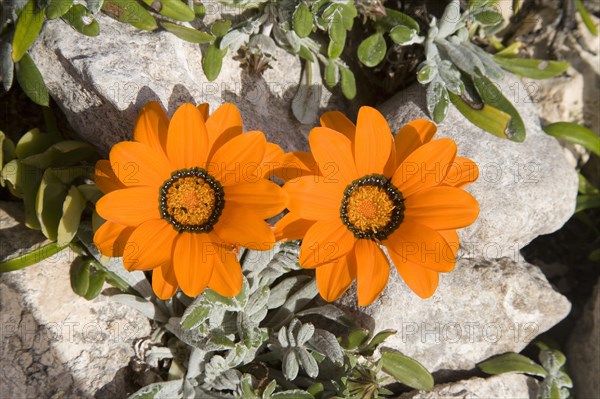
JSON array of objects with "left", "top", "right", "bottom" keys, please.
[
  {"left": 278, "top": 326, "right": 289, "bottom": 347},
  {"left": 210, "top": 369, "right": 243, "bottom": 391},
  {"left": 292, "top": 59, "right": 321, "bottom": 124},
  {"left": 283, "top": 349, "right": 299, "bottom": 380},
  {"left": 438, "top": 39, "right": 485, "bottom": 76},
  {"left": 0, "top": 36, "right": 14, "bottom": 92},
  {"left": 127, "top": 379, "right": 183, "bottom": 399},
  {"left": 438, "top": 61, "right": 464, "bottom": 95},
  {"left": 296, "top": 322, "right": 315, "bottom": 346},
  {"left": 436, "top": 0, "right": 462, "bottom": 39},
  {"left": 466, "top": 43, "right": 505, "bottom": 79},
  {"left": 85, "top": 0, "right": 104, "bottom": 14},
  {"left": 296, "top": 304, "right": 352, "bottom": 327},
  {"left": 296, "top": 347, "right": 319, "bottom": 378},
  {"left": 308, "top": 329, "right": 344, "bottom": 365},
  {"left": 248, "top": 33, "right": 277, "bottom": 55},
  {"left": 112, "top": 294, "right": 168, "bottom": 323},
  {"left": 268, "top": 275, "right": 311, "bottom": 309},
  {"left": 287, "top": 319, "right": 300, "bottom": 347},
  {"left": 220, "top": 30, "right": 249, "bottom": 52},
  {"left": 246, "top": 285, "right": 270, "bottom": 320},
  {"left": 267, "top": 279, "right": 318, "bottom": 328}
]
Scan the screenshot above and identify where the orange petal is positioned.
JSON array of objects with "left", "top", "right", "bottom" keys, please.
[
  {"left": 390, "top": 256, "right": 440, "bottom": 299},
  {"left": 123, "top": 219, "right": 178, "bottom": 271},
  {"left": 384, "top": 221, "right": 455, "bottom": 272},
  {"left": 95, "top": 160, "right": 125, "bottom": 193},
  {"left": 152, "top": 263, "right": 178, "bottom": 300},
  {"left": 166, "top": 103, "right": 209, "bottom": 169},
  {"left": 355, "top": 240, "right": 390, "bottom": 306},
  {"left": 299, "top": 218, "right": 355, "bottom": 268},
  {"left": 315, "top": 254, "right": 356, "bottom": 302},
  {"left": 309, "top": 127, "right": 358, "bottom": 184},
  {"left": 443, "top": 157, "right": 479, "bottom": 188},
  {"left": 109, "top": 141, "right": 172, "bottom": 187},
  {"left": 206, "top": 103, "right": 243, "bottom": 159},
  {"left": 93, "top": 221, "right": 134, "bottom": 257},
  {"left": 394, "top": 119, "right": 437, "bottom": 165},
  {"left": 438, "top": 229, "right": 459, "bottom": 258},
  {"left": 272, "top": 151, "right": 319, "bottom": 182},
  {"left": 197, "top": 103, "right": 209, "bottom": 121},
  {"left": 173, "top": 232, "right": 216, "bottom": 297},
  {"left": 95, "top": 187, "right": 160, "bottom": 226},
  {"left": 354, "top": 106, "right": 393, "bottom": 176},
  {"left": 209, "top": 131, "right": 266, "bottom": 186},
  {"left": 209, "top": 247, "right": 243, "bottom": 297},
  {"left": 224, "top": 179, "right": 288, "bottom": 219},
  {"left": 404, "top": 186, "right": 479, "bottom": 230},
  {"left": 261, "top": 142, "right": 285, "bottom": 179},
  {"left": 284, "top": 175, "right": 344, "bottom": 220},
  {"left": 320, "top": 111, "right": 356, "bottom": 141},
  {"left": 392, "top": 138, "right": 457, "bottom": 197},
  {"left": 213, "top": 203, "right": 275, "bottom": 250},
  {"left": 133, "top": 101, "right": 169, "bottom": 155},
  {"left": 274, "top": 213, "right": 316, "bottom": 241}
]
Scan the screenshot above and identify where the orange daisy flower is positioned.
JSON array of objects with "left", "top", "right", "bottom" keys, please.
[
  {"left": 93, "top": 102, "right": 288, "bottom": 300},
  {"left": 274, "top": 107, "right": 479, "bottom": 305}
]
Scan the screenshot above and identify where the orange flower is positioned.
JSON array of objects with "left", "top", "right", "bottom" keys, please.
[
  {"left": 275, "top": 107, "right": 479, "bottom": 305},
  {"left": 93, "top": 102, "right": 288, "bottom": 300}
]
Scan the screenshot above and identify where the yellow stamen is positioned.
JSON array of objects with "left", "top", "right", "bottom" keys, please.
[
  {"left": 346, "top": 185, "right": 394, "bottom": 234},
  {"left": 165, "top": 176, "right": 216, "bottom": 226}
]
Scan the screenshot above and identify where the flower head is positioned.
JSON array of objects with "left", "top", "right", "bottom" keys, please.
[
  {"left": 94, "top": 102, "right": 288, "bottom": 299},
  {"left": 275, "top": 107, "right": 479, "bottom": 305}
]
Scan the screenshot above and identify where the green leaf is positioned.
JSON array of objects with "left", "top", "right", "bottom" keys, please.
[
  {"left": 478, "top": 353, "right": 548, "bottom": 377},
  {"left": 366, "top": 329, "right": 396, "bottom": 351},
  {"left": 0, "top": 36, "right": 14, "bottom": 92},
  {"left": 576, "top": 194, "right": 600, "bottom": 213},
  {"left": 160, "top": 22, "right": 214, "bottom": 44},
  {"left": 0, "top": 132, "right": 16, "bottom": 169},
  {"left": 343, "top": 329, "right": 370, "bottom": 350},
  {"left": 202, "top": 44, "right": 225, "bottom": 81},
  {"left": 473, "top": 7, "right": 503, "bottom": 25},
  {"left": 1, "top": 160, "right": 44, "bottom": 228},
  {"left": 15, "top": 53, "right": 49, "bottom": 106},
  {"left": 211, "top": 19, "right": 231, "bottom": 38},
  {"left": 12, "top": 0, "right": 45, "bottom": 62},
  {"left": 357, "top": 33, "right": 386, "bottom": 67},
  {"left": 70, "top": 258, "right": 90, "bottom": 296},
  {"left": 449, "top": 91, "right": 513, "bottom": 139},
  {"left": 324, "top": 59, "right": 339, "bottom": 88},
  {"left": 327, "top": 11, "right": 346, "bottom": 59},
  {"left": 57, "top": 185, "right": 87, "bottom": 245},
  {"left": 389, "top": 25, "right": 418, "bottom": 45},
  {"left": 46, "top": 0, "right": 74, "bottom": 19},
  {"left": 543, "top": 122, "right": 600, "bottom": 156},
  {"left": 21, "top": 140, "right": 96, "bottom": 169},
  {"left": 140, "top": 0, "right": 195, "bottom": 22},
  {"left": 576, "top": 0, "right": 598, "bottom": 36},
  {"left": 380, "top": 349, "right": 434, "bottom": 391},
  {"left": 84, "top": 268, "right": 106, "bottom": 300},
  {"left": 293, "top": 2, "right": 313, "bottom": 38},
  {"left": 0, "top": 242, "right": 67, "bottom": 272},
  {"left": 378, "top": 8, "right": 419, "bottom": 32},
  {"left": 16, "top": 127, "right": 60, "bottom": 159},
  {"left": 62, "top": 4, "right": 100, "bottom": 36},
  {"left": 472, "top": 73, "right": 526, "bottom": 142},
  {"left": 339, "top": 66, "right": 356, "bottom": 100},
  {"left": 493, "top": 56, "right": 570, "bottom": 79},
  {"left": 102, "top": 0, "right": 157, "bottom": 31},
  {"left": 271, "top": 391, "right": 314, "bottom": 399},
  {"left": 337, "top": 4, "right": 356, "bottom": 30}
]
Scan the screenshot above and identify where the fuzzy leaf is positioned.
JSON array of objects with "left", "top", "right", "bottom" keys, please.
[
  {"left": 297, "top": 347, "right": 318, "bottom": 378},
  {"left": 296, "top": 322, "right": 315, "bottom": 346},
  {"left": 267, "top": 279, "right": 318, "bottom": 329},
  {"left": 308, "top": 329, "right": 344, "bottom": 365},
  {"left": 269, "top": 275, "right": 311, "bottom": 309},
  {"left": 0, "top": 37, "right": 14, "bottom": 92},
  {"left": 283, "top": 349, "right": 300, "bottom": 380},
  {"left": 296, "top": 304, "right": 352, "bottom": 326},
  {"left": 292, "top": 60, "right": 321, "bottom": 124},
  {"left": 127, "top": 379, "right": 183, "bottom": 399},
  {"left": 436, "top": 0, "right": 461, "bottom": 39},
  {"left": 112, "top": 294, "right": 168, "bottom": 323}
]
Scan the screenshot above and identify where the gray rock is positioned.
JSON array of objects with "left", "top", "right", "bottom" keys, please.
[
  {"left": 567, "top": 278, "right": 600, "bottom": 399},
  {"left": 399, "top": 374, "right": 539, "bottom": 399},
  {"left": 0, "top": 201, "right": 151, "bottom": 398},
  {"left": 336, "top": 257, "right": 571, "bottom": 372},
  {"left": 378, "top": 79, "right": 578, "bottom": 259},
  {"left": 30, "top": 15, "right": 345, "bottom": 155}
]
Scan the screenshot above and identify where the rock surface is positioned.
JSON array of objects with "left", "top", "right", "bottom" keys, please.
[
  {"left": 336, "top": 257, "right": 571, "bottom": 372},
  {"left": 0, "top": 201, "right": 151, "bottom": 398},
  {"left": 399, "top": 374, "right": 539, "bottom": 399},
  {"left": 30, "top": 15, "right": 345, "bottom": 155},
  {"left": 378, "top": 79, "right": 578, "bottom": 260},
  {"left": 567, "top": 278, "right": 600, "bottom": 399}
]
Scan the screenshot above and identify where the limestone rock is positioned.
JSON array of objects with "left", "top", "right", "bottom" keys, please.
[
  {"left": 0, "top": 201, "right": 151, "bottom": 398},
  {"left": 567, "top": 278, "right": 600, "bottom": 399},
  {"left": 399, "top": 374, "right": 539, "bottom": 399},
  {"left": 378, "top": 79, "right": 578, "bottom": 259},
  {"left": 336, "top": 257, "right": 571, "bottom": 372},
  {"left": 30, "top": 15, "right": 346, "bottom": 155}
]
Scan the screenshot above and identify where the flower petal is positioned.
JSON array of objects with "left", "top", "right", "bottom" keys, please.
[
  {"left": 95, "top": 160, "right": 125, "bottom": 193},
  {"left": 392, "top": 138, "right": 457, "bottom": 197},
  {"left": 167, "top": 103, "right": 209, "bottom": 169},
  {"left": 439, "top": 229, "right": 459, "bottom": 258},
  {"left": 384, "top": 221, "right": 455, "bottom": 272},
  {"left": 123, "top": 219, "right": 178, "bottom": 271},
  {"left": 93, "top": 221, "right": 134, "bottom": 257},
  {"left": 354, "top": 106, "right": 393, "bottom": 176},
  {"left": 224, "top": 179, "right": 288, "bottom": 219},
  {"left": 320, "top": 111, "right": 356, "bottom": 141},
  {"left": 209, "top": 131, "right": 266, "bottom": 186},
  {"left": 443, "top": 157, "right": 479, "bottom": 188},
  {"left": 404, "top": 186, "right": 479, "bottom": 230},
  {"left": 261, "top": 142, "right": 285, "bottom": 178},
  {"left": 394, "top": 119, "right": 437, "bottom": 165},
  {"left": 213, "top": 203, "right": 275, "bottom": 250},
  {"left": 209, "top": 247, "right": 243, "bottom": 297},
  {"left": 173, "top": 232, "right": 216, "bottom": 297},
  {"left": 284, "top": 175, "right": 344, "bottom": 220},
  {"left": 299, "top": 218, "right": 355, "bottom": 268},
  {"left": 309, "top": 127, "right": 358, "bottom": 184},
  {"left": 390, "top": 255, "right": 439, "bottom": 299},
  {"left": 315, "top": 255, "right": 356, "bottom": 302},
  {"left": 109, "top": 141, "right": 172, "bottom": 187},
  {"left": 96, "top": 187, "right": 160, "bottom": 226},
  {"left": 355, "top": 240, "right": 390, "bottom": 306},
  {"left": 152, "top": 263, "right": 178, "bottom": 300},
  {"left": 272, "top": 151, "right": 319, "bottom": 182},
  {"left": 133, "top": 101, "right": 169, "bottom": 155},
  {"left": 274, "top": 213, "right": 315, "bottom": 241},
  {"left": 206, "top": 103, "right": 243, "bottom": 159},
  {"left": 197, "top": 103, "right": 209, "bottom": 121}
]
